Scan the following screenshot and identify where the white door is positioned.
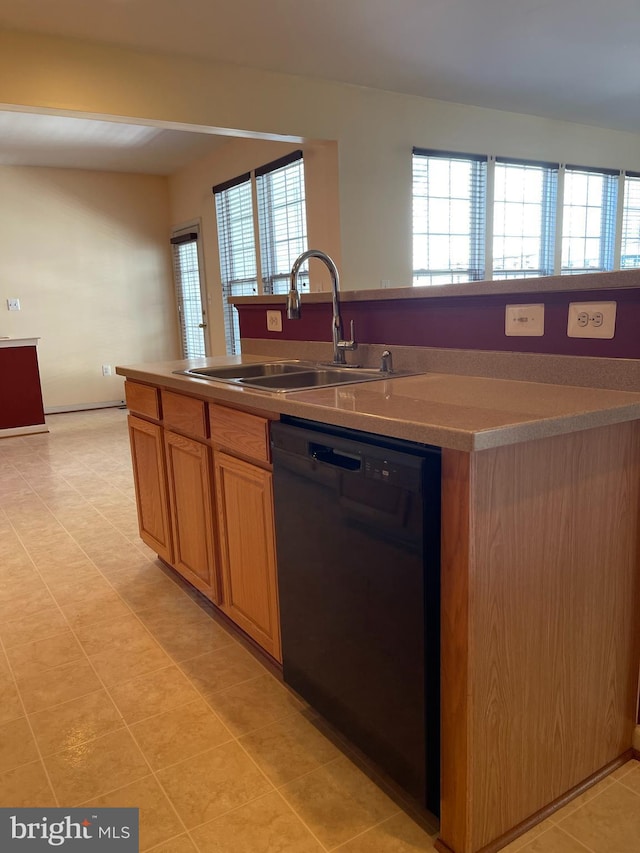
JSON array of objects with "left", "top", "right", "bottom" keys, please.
[{"left": 171, "top": 228, "right": 209, "bottom": 358}]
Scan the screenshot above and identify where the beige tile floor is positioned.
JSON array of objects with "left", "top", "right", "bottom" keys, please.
[{"left": 0, "top": 408, "right": 638, "bottom": 853}]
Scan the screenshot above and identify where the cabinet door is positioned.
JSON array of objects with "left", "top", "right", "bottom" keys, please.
[
  {"left": 164, "top": 429, "right": 220, "bottom": 602},
  {"left": 215, "top": 451, "right": 281, "bottom": 661},
  {"left": 127, "top": 415, "right": 173, "bottom": 564}
]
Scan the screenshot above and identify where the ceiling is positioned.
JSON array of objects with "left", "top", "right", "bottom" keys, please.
[
  {"left": 1, "top": 0, "right": 639, "bottom": 173},
  {"left": 0, "top": 111, "right": 231, "bottom": 174}
]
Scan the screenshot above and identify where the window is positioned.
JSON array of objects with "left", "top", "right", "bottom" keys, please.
[
  {"left": 170, "top": 227, "right": 208, "bottom": 358},
  {"left": 411, "top": 149, "right": 635, "bottom": 284},
  {"left": 560, "top": 166, "right": 618, "bottom": 274},
  {"left": 412, "top": 149, "right": 486, "bottom": 285},
  {"left": 492, "top": 159, "right": 557, "bottom": 279},
  {"left": 213, "top": 151, "right": 308, "bottom": 354},
  {"left": 214, "top": 174, "right": 258, "bottom": 356},
  {"left": 621, "top": 172, "right": 640, "bottom": 269},
  {"left": 257, "top": 152, "right": 309, "bottom": 294}
]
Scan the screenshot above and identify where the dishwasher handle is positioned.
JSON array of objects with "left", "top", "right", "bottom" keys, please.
[{"left": 309, "top": 442, "right": 362, "bottom": 471}]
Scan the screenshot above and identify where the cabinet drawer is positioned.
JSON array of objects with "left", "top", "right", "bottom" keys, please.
[
  {"left": 125, "top": 381, "right": 160, "bottom": 420},
  {"left": 162, "top": 390, "right": 208, "bottom": 439},
  {"left": 209, "top": 403, "right": 271, "bottom": 463}
]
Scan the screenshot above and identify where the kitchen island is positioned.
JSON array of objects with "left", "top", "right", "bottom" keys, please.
[
  {"left": 116, "top": 355, "right": 640, "bottom": 853},
  {"left": 0, "top": 337, "right": 47, "bottom": 437}
]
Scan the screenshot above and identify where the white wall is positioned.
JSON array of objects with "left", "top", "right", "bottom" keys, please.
[
  {"left": 1, "top": 29, "right": 640, "bottom": 317},
  {"left": 169, "top": 137, "right": 341, "bottom": 354},
  {"left": 0, "top": 32, "right": 640, "bottom": 300},
  {"left": 0, "top": 166, "right": 177, "bottom": 408}
]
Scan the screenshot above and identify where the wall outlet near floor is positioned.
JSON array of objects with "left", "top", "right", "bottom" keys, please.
[
  {"left": 567, "top": 301, "right": 616, "bottom": 339},
  {"left": 266, "top": 310, "right": 283, "bottom": 333},
  {"left": 505, "top": 304, "right": 545, "bottom": 336},
  {"left": 102, "top": 364, "right": 112, "bottom": 376},
  {"left": 6, "top": 298, "right": 20, "bottom": 311}
]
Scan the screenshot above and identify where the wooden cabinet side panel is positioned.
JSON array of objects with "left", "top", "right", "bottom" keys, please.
[
  {"left": 468, "top": 421, "right": 640, "bottom": 850},
  {"left": 439, "top": 448, "right": 473, "bottom": 853},
  {"left": 164, "top": 430, "right": 220, "bottom": 602},
  {"left": 215, "top": 451, "right": 281, "bottom": 661},
  {"left": 127, "top": 415, "right": 172, "bottom": 563}
]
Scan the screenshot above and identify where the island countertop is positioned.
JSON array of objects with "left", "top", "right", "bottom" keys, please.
[{"left": 116, "top": 356, "right": 640, "bottom": 451}]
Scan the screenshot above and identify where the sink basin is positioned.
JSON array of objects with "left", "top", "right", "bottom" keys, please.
[
  {"left": 174, "top": 361, "right": 412, "bottom": 392},
  {"left": 182, "top": 362, "right": 309, "bottom": 381}
]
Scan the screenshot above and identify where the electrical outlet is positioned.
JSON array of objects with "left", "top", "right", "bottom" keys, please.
[
  {"left": 505, "top": 304, "right": 545, "bottom": 336},
  {"left": 567, "top": 302, "right": 616, "bottom": 339},
  {"left": 102, "top": 364, "right": 112, "bottom": 376},
  {"left": 266, "top": 310, "right": 283, "bottom": 333},
  {"left": 7, "top": 298, "right": 20, "bottom": 311}
]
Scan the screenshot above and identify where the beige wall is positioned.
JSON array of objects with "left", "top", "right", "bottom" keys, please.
[
  {"left": 0, "top": 166, "right": 177, "bottom": 409},
  {"left": 2, "top": 29, "right": 640, "bottom": 360},
  {"left": 169, "top": 137, "right": 340, "bottom": 354},
  {"left": 2, "top": 30, "right": 640, "bottom": 298}
]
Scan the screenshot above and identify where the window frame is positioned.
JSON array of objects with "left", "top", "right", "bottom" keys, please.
[
  {"left": 412, "top": 148, "right": 487, "bottom": 286},
  {"left": 213, "top": 151, "right": 308, "bottom": 354},
  {"left": 170, "top": 222, "right": 209, "bottom": 359},
  {"left": 411, "top": 148, "right": 628, "bottom": 285}
]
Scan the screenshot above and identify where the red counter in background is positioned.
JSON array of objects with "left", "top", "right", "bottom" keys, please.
[{"left": 0, "top": 338, "right": 47, "bottom": 437}]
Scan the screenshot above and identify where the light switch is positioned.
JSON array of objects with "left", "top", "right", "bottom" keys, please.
[
  {"left": 266, "top": 310, "right": 283, "bottom": 332},
  {"left": 505, "top": 304, "right": 544, "bottom": 336}
]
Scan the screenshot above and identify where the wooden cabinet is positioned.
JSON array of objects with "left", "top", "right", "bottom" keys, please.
[
  {"left": 215, "top": 450, "right": 281, "bottom": 661},
  {"left": 127, "top": 415, "right": 173, "bottom": 564},
  {"left": 125, "top": 379, "right": 281, "bottom": 660},
  {"left": 164, "top": 430, "right": 220, "bottom": 602}
]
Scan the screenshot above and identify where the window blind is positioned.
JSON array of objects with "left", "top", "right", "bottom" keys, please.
[
  {"left": 492, "top": 158, "right": 558, "bottom": 279},
  {"left": 214, "top": 178, "right": 257, "bottom": 355},
  {"left": 170, "top": 229, "right": 207, "bottom": 358},
  {"left": 256, "top": 151, "right": 309, "bottom": 295},
  {"left": 412, "top": 149, "right": 487, "bottom": 285},
  {"left": 621, "top": 173, "right": 640, "bottom": 269},
  {"left": 561, "top": 166, "right": 619, "bottom": 274}
]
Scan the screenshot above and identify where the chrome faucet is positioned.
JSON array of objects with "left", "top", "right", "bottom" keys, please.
[{"left": 288, "top": 249, "right": 357, "bottom": 366}]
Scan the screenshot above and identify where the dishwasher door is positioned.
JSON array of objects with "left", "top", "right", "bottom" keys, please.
[{"left": 271, "top": 418, "right": 440, "bottom": 814}]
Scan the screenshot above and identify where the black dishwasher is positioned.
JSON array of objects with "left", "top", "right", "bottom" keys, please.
[{"left": 271, "top": 417, "right": 441, "bottom": 815}]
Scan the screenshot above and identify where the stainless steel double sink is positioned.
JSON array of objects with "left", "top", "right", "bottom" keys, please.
[{"left": 174, "top": 360, "right": 410, "bottom": 392}]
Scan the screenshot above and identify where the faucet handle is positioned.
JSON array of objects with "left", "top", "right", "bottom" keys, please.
[{"left": 337, "top": 319, "right": 357, "bottom": 352}]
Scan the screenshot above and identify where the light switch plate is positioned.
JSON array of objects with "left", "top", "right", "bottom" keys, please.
[
  {"left": 505, "top": 304, "right": 544, "bottom": 336},
  {"left": 266, "top": 310, "right": 283, "bottom": 333},
  {"left": 567, "top": 302, "right": 616, "bottom": 339}
]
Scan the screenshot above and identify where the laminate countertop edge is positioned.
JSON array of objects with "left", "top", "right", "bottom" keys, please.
[{"left": 116, "top": 358, "right": 640, "bottom": 452}]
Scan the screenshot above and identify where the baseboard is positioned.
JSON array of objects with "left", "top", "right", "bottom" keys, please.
[
  {"left": 0, "top": 423, "right": 48, "bottom": 438},
  {"left": 45, "top": 400, "right": 125, "bottom": 414}
]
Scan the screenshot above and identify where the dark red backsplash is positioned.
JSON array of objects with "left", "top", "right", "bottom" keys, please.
[
  {"left": 0, "top": 346, "right": 46, "bottom": 429},
  {"left": 237, "top": 286, "right": 640, "bottom": 359}
]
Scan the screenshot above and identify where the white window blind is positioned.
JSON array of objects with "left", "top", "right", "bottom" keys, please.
[
  {"left": 493, "top": 158, "right": 558, "bottom": 279},
  {"left": 170, "top": 229, "right": 207, "bottom": 358},
  {"left": 621, "top": 172, "right": 640, "bottom": 269},
  {"left": 412, "top": 148, "right": 487, "bottom": 285},
  {"left": 561, "top": 166, "right": 619, "bottom": 274},
  {"left": 257, "top": 151, "right": 309, "bottom": 295},
  {"left": 213, "top": 174, "right": 258, "bottom": 355}
]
